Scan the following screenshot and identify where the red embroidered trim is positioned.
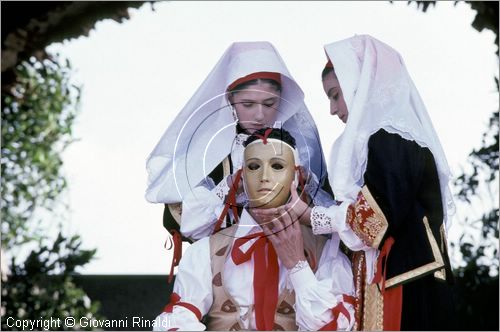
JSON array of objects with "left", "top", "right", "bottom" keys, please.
[{"left": 346, "top": 190, "right": 386, "bottom": 247}]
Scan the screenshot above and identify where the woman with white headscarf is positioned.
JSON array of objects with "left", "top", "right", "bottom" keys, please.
[
  {"left": 145, "top": 42, "right": 333, "bottom": 275},
  {"left": 322, "top": 34, "right": 456, "bottom": 330},
  {"left": 275, "top": 35, "right": 456, "bottom": 330}
]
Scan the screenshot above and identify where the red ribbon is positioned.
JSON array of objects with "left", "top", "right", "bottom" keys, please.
[
  {"left": 231, "top": 232, "right": 279, "bottom": 331},
  {"left": 373, "top": 236, "right": 395, "bottom": 292},
  {"left": 372, "top": 236, "right": 403, "bottom": 330},
  {"left": 214, "top": 169, "right": 243, "bottom": 234},
  {"left": 253, "top": 127, "right": 274, "bottom": 145},
  {"left": 227, "top": 72, "right": 281, "bottom": 91},
  {"left": 166, "top": 229, "right": 183, "bottom": 284},
  {"left": 163, "top": 292, "right": 202, "bottom": 321},
  {"left": 319, "top": 294, "right": 355, "bottom": 331}
]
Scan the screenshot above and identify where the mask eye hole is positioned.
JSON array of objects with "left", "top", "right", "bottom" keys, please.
[
  {"left": 247, "top": 162, "right": 260, "bottom": 171},
  {"left": 271, "top": 162, "right": 284, "bottom": 170}
]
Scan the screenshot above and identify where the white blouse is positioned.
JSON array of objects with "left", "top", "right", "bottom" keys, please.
[{"left": 154, "top": 209, "right": 356, "bottom": 331}]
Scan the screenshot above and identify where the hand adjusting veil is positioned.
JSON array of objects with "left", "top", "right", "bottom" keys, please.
[
  {"left": 146, "top": 41, "right": 327, "bottom": 204},
  {"left": 324, "top": 34, "right": 455, "bottom": 227}
]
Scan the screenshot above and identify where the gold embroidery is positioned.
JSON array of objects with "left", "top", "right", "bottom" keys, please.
[
  {"left": 361, "top": 186, "right": 389, "bottom": 248},
  {"left": 347, "top": 186, "right": 388, "bottom": 249},
  {"left": 384, "top": 216, "right": 445, "bottom": 288},
  {"left": 351, "top": 251, "right": 365, "bottom": 331},
  {"left": 363, "top": 283, "right": 384, "bottom": 331},
  {"left": 434, "top": 268, "right": 446, "bottom": 281}
]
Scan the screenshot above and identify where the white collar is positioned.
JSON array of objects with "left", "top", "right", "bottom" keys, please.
[{"left": 234, "top": 208, "right": 262, "bottom": 238}]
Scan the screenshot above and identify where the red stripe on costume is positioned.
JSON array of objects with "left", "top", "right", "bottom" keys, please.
[{"left": 163, "top": 292, "right": 202, "bottom": 321}]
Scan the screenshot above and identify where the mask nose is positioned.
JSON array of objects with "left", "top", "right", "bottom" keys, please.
[{"left": 261, "top": 164, "right": 271, "bottom": 182}]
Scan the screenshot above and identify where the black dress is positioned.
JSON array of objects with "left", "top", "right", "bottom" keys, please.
[{"left": 364, "top": 128, "right": 456, "bottom": 330}]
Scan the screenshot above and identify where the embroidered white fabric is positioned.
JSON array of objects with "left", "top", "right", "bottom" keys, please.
[
  {"left": 324, "top": 34, "right": 455, "bottom": 229},
  {"left": 310, "top": 206, "right": 336, "bottom": 235},
  {"left": 213, "top": 178, "right": 230, "bottom": 201}
]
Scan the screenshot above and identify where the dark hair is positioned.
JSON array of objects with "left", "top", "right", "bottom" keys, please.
[
  {"left": 243, "top": 127, "right": 296, "bottom": 149},
  {"left": 229, "top": 78, "right": 281, "bottom": 95},
  {"left": 321, "top": 66, "right": 334, "bottom": 80}
]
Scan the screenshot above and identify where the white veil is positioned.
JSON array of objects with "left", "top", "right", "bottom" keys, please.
[
  {"left": 324, "top": 34, "right": 455, "bottom": 228},
  {"left": 146, "top": 41, "right": 328, "bottom": 203}
]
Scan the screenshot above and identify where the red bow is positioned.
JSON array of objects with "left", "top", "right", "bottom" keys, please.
[{"left": 231, "top": 232, "right": 279, "bottom": 331}]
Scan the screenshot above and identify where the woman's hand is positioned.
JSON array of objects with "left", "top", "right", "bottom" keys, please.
[
  {"left": 252, "top": 181, "right": 312, "bottom": 226},
  {"left": 261, "top": 206, "right": 306, "bottom": 269}
]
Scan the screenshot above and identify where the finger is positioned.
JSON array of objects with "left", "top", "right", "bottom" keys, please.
[
  {"left": 290, "top": 181, "right": 299, "bottom": 202},
  {"left": 262, "top": 221, "right": 279, "bottom": 238},
  {"left": 287, "top": 203, "right": 299, "bottom": 225},
  {"left": 277, "top": 206, "right": 292, "bottom": 230},
  {"left": 253, "top": 207, "right": 280, "bottom": 219}
]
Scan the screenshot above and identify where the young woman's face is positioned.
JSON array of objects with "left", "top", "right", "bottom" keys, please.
[
  {"left": 322, "top": 71, "right": 349, "bottom": 123},
  {"left": 230, "top": 82, "right": 281, "bottom": 134},
  {"left": 243, "top": 140, "right": 295, "bottom": 209}
]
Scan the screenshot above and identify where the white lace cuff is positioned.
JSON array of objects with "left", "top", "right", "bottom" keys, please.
[
  {"left": 213, "top": 177, "right": 230, "bottom": 201},
  {"left": 310, "top": 206, "right": 336, "bottom": 235}
]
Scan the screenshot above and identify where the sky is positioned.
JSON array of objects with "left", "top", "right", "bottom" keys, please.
[{"left": 44, "top": 1, "right": 498, "bottom": 274}]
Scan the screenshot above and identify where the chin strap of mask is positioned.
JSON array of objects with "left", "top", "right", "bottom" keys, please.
[{"left": 214, "top": 168, "right": 243, "bottom": 234}]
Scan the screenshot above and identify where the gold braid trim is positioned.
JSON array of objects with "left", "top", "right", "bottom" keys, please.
[{"left": 385, "top": 216, "right": 445, "bottom": 288}]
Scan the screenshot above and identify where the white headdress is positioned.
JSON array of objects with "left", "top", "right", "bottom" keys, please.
[
  {"left": 146, "top": 41, "right": 327, "bottom": 203},
  {"left": 324, "top": 34, "right": 455, "bottom": 227}
]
